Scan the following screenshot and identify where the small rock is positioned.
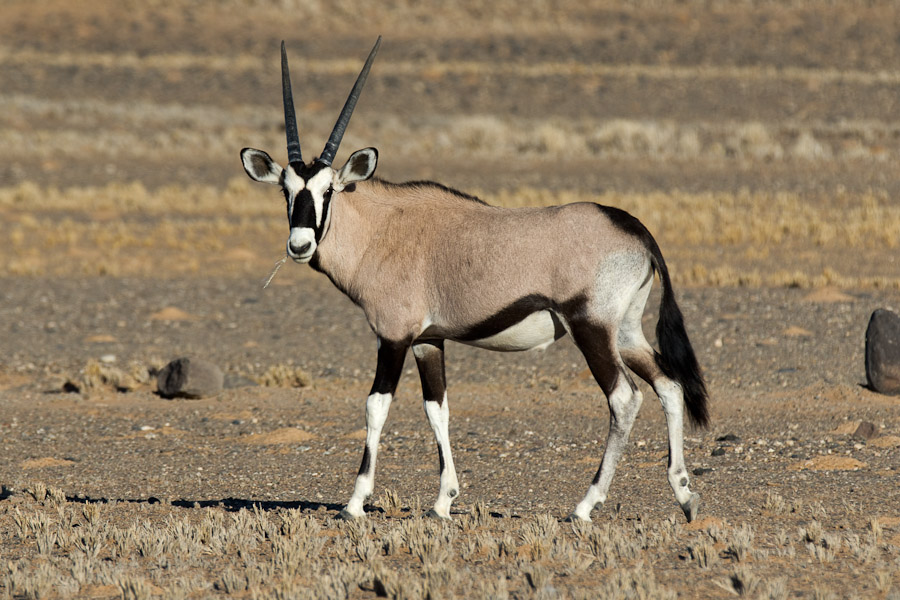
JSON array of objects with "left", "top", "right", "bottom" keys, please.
[
  {"left": 692, "top": 467, "right": 713, "bottom": 476},
  {"left": 157, "top": 358, "right": 223, "bottom": 399},
  {"left": 716, "top": 433, "right": 741, "bottom": 443},
  {"left": 852, "top": 421, "right": 880, "bottom": 441},
  {"left": 865, "top": 309, "right": 900, "bottom": 395},
  {"left": 711, "top": 447, "right": 726, "bottom": 457}
]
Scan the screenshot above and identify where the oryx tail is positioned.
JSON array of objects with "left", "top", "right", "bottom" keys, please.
[{"left": 648, "top": 238, "right": 709, "bottom": 428}]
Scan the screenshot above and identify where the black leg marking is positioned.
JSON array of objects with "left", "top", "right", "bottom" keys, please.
[
  {"left": 358, "top": 446, "right": 371, "bottom": 476},
  {"left": 437, "top": 444, "right": 445, "bottom": 474},
  {"left": 414, "top": 340, "right": 446, "bottom": 403},
  {"left": 371, "top": 339, "right": 409, "bottom": 396}
]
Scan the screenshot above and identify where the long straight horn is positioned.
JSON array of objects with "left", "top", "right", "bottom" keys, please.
[
  {"left": 318, "top": 36, "right": 381, "bottom": 166},
  {"left": 281, "top": 41, "right": 302, "bottom": 164}
]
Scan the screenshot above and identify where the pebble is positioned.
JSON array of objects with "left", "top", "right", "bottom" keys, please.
[{"left": 852, "top": 421, "right": 880, "bottom": 441}]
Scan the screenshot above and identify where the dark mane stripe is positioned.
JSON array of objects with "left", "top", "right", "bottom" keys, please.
[{"left": 378, "top": 178, "right": 489, "bottom": 205}]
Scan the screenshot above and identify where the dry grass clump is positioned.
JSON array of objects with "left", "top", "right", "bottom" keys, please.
[
  {"left": 726, "top": 523, "right": 756, "bottom": 562},
  {"left": 63, "top": 359, "right": 153, "bottom": 394},
  {"left": 763, "top": 491, "right": 788, "bottom": 515},
  {"left": 252, "top": 364, "right": 313, "bottom": 388}
]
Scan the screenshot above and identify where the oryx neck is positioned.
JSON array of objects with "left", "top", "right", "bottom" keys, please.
[{"left": 311, "top": 181, "right": 387, "bottom": 301}]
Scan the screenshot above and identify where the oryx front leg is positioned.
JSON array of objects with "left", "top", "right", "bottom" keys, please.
[
  {"left": 341, "top": 338, "right": 408, "bottom": 519},
  {"left": 413, "top": 340, "right": 459, "bottom": 519}
]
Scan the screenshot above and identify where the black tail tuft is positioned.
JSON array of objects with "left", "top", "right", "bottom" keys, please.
[{"left": 650, "top": 248, "right": 710, "bottom": 428}]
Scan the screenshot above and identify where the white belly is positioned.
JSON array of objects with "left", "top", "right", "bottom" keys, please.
[{"left": 461, "top": 310, "right": 563, "bottom": 352}]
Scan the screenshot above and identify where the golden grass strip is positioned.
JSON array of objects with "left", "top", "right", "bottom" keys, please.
[
  {"left": 3, "top": 182, "right": 900, "bottom": 286},
  {"left": 4, "top": 46, "right": 900, "bottom": 86},
  {"left": 4, "top": 182, "right": 900, "bottom": 250}
]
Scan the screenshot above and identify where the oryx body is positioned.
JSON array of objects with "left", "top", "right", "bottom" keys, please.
[{"left": 241, "top": 39, "right": 709, "bottom": 522}]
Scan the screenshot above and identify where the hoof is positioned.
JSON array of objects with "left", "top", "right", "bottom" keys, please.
[
  {"left": 680, "top": 493, "right": 700, "bottom": 523},
  {"left": 337, "top": 508, "right": 362, "bottom": 520},
  {"left": 424, "top": 508, "right": 451, "bottom": 520},
  {"left": 563, "top": 512, "right": 589, "bottom": 523}
]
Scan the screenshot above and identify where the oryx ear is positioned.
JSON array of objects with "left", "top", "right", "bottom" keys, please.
[
  {"left": 334, "top": 148, "right": 378, "bottom": 190},
  {"left": 241, "top": 148, "right": 283, "bottom": 184}
]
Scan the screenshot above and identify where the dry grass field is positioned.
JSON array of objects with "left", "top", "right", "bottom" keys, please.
[{"left": 2, "top": 0, "right": 900, "bottom": 598}]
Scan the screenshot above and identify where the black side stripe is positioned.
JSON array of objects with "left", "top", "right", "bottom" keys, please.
[{"left": 456, "top": 294, "right": 584, "bottom": 342}]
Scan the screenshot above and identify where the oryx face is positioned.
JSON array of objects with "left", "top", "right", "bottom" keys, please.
[
  {"left": 241, "top": 149, "right": 378, "bottom": 263},
  {"left": 283, "top": 160, "right": 334, "bottom": 262},
  {"left": 240, "top": 37, "right": 381, "bottom": 263}
]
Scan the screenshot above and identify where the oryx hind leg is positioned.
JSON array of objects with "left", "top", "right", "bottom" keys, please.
[
  {"left": 413, "top": 340, "right": 460, "bottom": 519},
  {"left": 618, "top": 281, "right": 699, "bottom": 522},
  {"left": 342, "top": 338, "right": 408, "bottom": 519},
  {"left": 569, "top": 321, "right": 644, "bottom": 522}
]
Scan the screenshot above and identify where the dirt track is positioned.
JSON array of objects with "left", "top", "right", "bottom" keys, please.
[{"left": 2, "top": 1, "right": 900, "bottom": 598}]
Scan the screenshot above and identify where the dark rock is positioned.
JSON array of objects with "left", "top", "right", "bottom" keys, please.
[
  {"left": 716, "top": 433, "right": 741, "bottom": 443},
  {"left": 865, "top": 309, "right": 900, "bottom": 395},
  {"left": 852, "top": 421, "right": 880, "bottom": 441},
  {"left": 711, "top": 447, "right": 726, "bottom": 456},
  {"left": 157, "top": 357, "right": 223, "bottom": 399},
  {"left": 692, "top": 467, "right": 714, "bottom": 476}
]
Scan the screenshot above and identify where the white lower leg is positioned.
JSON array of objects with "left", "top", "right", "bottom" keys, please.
[
  {"left": 656, "top": 380, "right": 694, "bottom": 507},
  {"left": 425, "top": 395, "right": 459, "bottom": 518},
  {"left": 345, "top": 392, "right": 392, "bottom": 517},
  {"left": 572, "top": 385, "right": 642, "bottom": 521}
]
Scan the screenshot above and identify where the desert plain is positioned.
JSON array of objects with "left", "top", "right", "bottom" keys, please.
[{"left": 1, "top": 1, "right": 900, "bottom": 598}]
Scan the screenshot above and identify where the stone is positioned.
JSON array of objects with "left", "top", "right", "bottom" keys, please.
[
  {"left": 157, "top": 358, "right": 223, "bottom": 399},
  {"left": 865, "top": 309, "right": 900, "bottom": 395},
  {"left": 852, "top": 421, "right": 880, "bottom": 441}
]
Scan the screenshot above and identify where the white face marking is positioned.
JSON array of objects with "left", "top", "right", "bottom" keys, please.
[
  {"left": 287, "top": 227, "right": 316, "bottom": 263},
  {"left": 283, "top": 165, "right": 305, "bottom": 193},
  {"left": 462, "top": 310, "right": 562, "bottom": 352},
  {"left": 306, "top": 168, "right": 333, "bottom": 228}
]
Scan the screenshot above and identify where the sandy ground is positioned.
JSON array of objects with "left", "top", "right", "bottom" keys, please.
[{"left": 1, "top": 1, "right": 900, "bottom": 598}]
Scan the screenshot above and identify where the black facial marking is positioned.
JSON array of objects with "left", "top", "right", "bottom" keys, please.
[
  {"left": 290, "top": 189, "right": 316, "bottom": 229},
  {"left": 358, "top": 446, "right": 371, "bottom": 476},
  {"left": 284, "top": 161, "right": 334, "bottom": 240}
]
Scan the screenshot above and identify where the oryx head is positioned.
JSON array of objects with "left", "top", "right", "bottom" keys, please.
[{"left": 241, "top": 38, "right": 381, "bottom": 263}]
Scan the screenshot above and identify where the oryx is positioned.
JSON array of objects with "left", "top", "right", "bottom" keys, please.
[{"left": 240, "top": 38, "right": 710, "bottom": 522}]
